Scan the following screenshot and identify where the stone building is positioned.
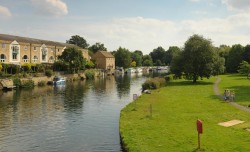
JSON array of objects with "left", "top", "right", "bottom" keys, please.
[
  {"left": 92, "top": 51, "right": 115, "bottom": 70},
  {"left": 0, "top": 34, "right": 89, "bottom": 65}
]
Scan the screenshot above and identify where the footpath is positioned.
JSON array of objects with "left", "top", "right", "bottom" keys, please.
[{"left": 213, "top": 77, "right": 250, "bottom": 114}]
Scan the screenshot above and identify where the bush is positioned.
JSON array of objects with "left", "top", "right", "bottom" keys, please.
[
  {"left": 165, "top": 74, "right": 174, "bottom": 82},
  {"left": 85, "top": 69, "right": 95, "bottom": 79},
  {"left": 45, "top": 69, "right": 53, "bottom": 77},
  {"left": 21, "top": 79, "right": 35, "bottom": 88},
  {"left": 13, "top": 77, "right": 21, "bottom": 88},
  {"left": 38, "top": 80, "right": 46, "bottom": 87},
  {"left": 142, "top": 77, "right": 166, "bottom": 91}
]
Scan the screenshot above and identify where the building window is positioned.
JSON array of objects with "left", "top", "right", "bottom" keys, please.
[
  {"left": 41, "top": 47, "right": 48, "bottom": 61},
  {"left": 58, "top": 49, "right": 60, "bottom": 52},
  {"left": 23, "top": 55, "right": 29, "bottom": 62},
  {"left": 12, "top": 45, "right": 19, "bottom": 60},
  {"left": 0, "top": 54, "right": 6, "bottom": 62},
  {"left": 49, "top": 56, "right": 54, "bottom": 63},
  {"left": 33, "top": 56, "right": 38, "bottom": 63},
  {"left": 34, "top": 46, "right": 37, "bottom": 51},
  {"left": 24, "top": 46, "right": 28, "bottom": 51},
  {"left": 2, "top": 43, "right": 6, "bottom": 49}
]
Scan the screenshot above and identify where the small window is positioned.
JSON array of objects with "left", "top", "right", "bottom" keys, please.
[
  {"left": 58, "top": 49, "right": 60, "bottom": 52},
  {"left": 24, "top": 46, "right": 28, "bottom": 51},
  {"left": 34, "top": 46, "right": 36, "bottom": 51},
  {"left": 33, "top": 56, "right": 38, "bottom": 63},
  {"left": 23, "top": 55, "right": 29, "bottom": 62},
  {"left": 0, "top": 54, "right": 6, "bottom": 62},
  {"left": 2, "top": 43, "right": 6, "bottom": 49}
]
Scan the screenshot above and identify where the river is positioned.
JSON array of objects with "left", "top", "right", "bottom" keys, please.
[{"left": 0, "top": 74, "right": 148, "bottom": 152}]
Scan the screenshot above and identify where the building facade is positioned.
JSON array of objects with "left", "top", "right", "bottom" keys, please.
[
  {"left": 92, "top": 51, "right": 115, "bottom": 70},
  {"left": 0, "top": 34, "right": 89, "bottom": 65}
]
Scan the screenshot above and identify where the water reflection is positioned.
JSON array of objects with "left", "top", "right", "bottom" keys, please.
[{"left": 0, "top": 75, "right": 147, "bottom": 152}]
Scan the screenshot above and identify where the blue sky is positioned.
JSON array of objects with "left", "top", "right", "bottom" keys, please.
[{"left": 1, "top": 0, "right": 250, "bottom": 54}]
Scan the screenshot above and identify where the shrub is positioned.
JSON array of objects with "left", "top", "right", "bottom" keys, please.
[
  {"left": 21, "top": 79, "right": 35, "bottom": 88},
  {"left": 142, "top": 77, "right": 167, "bottom": 91},
  {"left": 45, "top": 69, "right": 53, "bottom": 77},
  {"left": 13, "top": 77, "right": 21, "bottom": 88},
  {"left": 38, "top": 80, "right": 46, "bottom": 87},
  {"left": 22, "top": 63, "right": 32, "bottom": 72},
  {"left": 165, "top": 74, "right": 174, "bottom": 82},
  {"left": 85, "top": 69, "right": 95, "bottom": 79}
]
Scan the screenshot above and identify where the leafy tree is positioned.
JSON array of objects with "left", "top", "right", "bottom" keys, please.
[
  {"left": 134, "top": 50, "right": 143, "bottom": 57},
  {"left": 165, "top": 46, "right": 181, "bottom": 65},
  {"left": 170, "top": 53, "right": 184, "bottom": 78},
  {"left": 89, "top": 42, "right": 107, "bottom": 54},
  {"left": 226, "top": 44, "right": 244, "bottom": 73},
  {"left": 238, "top": 61, "right": 250, "bottom": 78},
  {"left": 155, "top": 59, "right": 163, "bottom": 66},
  {"left": 243, "top": 45, "right": 250, "bottom": 63},
  {"left": 142, "top": 55, "right": 153, "bottom": 66},
  {"left": 58, "top": 47, "right": 86, "bottom": 73},
  {"left": 66, "top": 35, "right": 89, "bottom": 49},
  {"left": 212, "top": 51, "right": 225, "bottom": 75},
  {"left": 150, "top": 46, "right": 166, "bottom": 65},
  {"left": 115, "top": 47, "right": 131, "bottom": 69},
  {"left": 85, "top": 60, "right": 95, "bottom": 69},
  {"left": 172, "top": 34, "right": 215, "bottom": 83},
  {"left": 131, "top": 51, "right": 142, "bottom": 67},
  {"left": 131, "top": 61, "right": 136, "bottom": 67}
]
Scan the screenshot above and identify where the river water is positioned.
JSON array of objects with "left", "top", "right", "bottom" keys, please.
[{"left": 0, "top": 74, "right": 147, "bottom": 152}]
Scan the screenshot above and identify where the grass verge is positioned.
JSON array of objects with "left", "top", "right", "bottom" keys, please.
[{"left": 120, "top": 75, "right": 250, "bottom": 152}]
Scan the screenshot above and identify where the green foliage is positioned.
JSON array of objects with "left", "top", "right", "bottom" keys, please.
[
  {"left": 66, "top": 35, "right": 89, "bottom": 48},
  {"left": 22, "top": 63, "right": 32, "bottom": 72},
  {"left": 84, "top": 69, "right": 95, "bottom": 79},
  {"left": 36, "top": 64, "right": 46, "bottom": 73},
  {"left": 226, "top": 44, "right": 244, "bottom": 73},
  {"left": 45, "top": 69, "right": 53, "bottom": 77},
  {"left": 58, "top": 47, "right": 86, "bottom": 73},
  {"left": 85, "top": 60, "right": 95, "bottom": 69},
  {"left": 238, "top": 61, "right": 250, "bottom": 77},
  {"left": 142, "top": 77, "right": 166, "bottom": 91},
  {"left": 115, "top": 47, "right": 131, "bottom": 69},
  {"left": 164, "top": 74, "right": 174, "bottom": 82},
  {"left": 142, "top": 55, "right": 153, "bottom": 66},
  {"left": 12, "top": 77, "right": 21, "bottom": 87},
  {"left": 38, "top": 80, "right": 46, "bottom": 87},
  {"left": 53, "top": 61, "right": 68, "bottom": 71},
  {"left": 243, "top": 45, "right": 250, "bottom": 64},
  {"left": 131, "top": 51, "right": 143, "bottom": 67},
  {"left": 165, "top": 46, "right": 181, "bottom": 65},
  {"left": 0, "top": 63, "right": 2, "bottom": 71},
  {"left": 150, "top": 46, "right": 166, "bottom": 66},
  {"left": 21, "top": 79, "right": 35, "bottom": 88},
  {"left": 130, "top": 61, "right": 136, "bottom": 67},
  {"left": 88, "top": 42, "right": 107, "bottom": 54}
]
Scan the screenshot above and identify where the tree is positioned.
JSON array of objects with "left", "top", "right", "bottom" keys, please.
[
  {"left": 66, "top": 35, "right": 89, "bottom": 49},
  {"left": 115, "top": 47, "right": 131, "bottom": 69},
  {"left": 243, "top": 45, "right": 250, "bottom": 64},
  {"left": 150, "top": 46, "right": 166, "bottom": 65},
  {"left": 142, "top": 55, "right": 153, "bottom": 66},
  {"left": 172, "top": 34, "right": 215, "bottom": 83},
  {"left": 131, "top": 61, "right": 136, "bottom": 67},
  {"left": 226, "top": 44, "right": 244, "bottom": 73},
  {"left": 89, "top": 42, "right": 107, "bottom": 54},
  {"left": 238, "top": 61, "right": 250, "bottom": 78},
  {"left": 58, "top": 47, "right": 86, "bottom": 73},
  {"left": 212, "top": 51, "right": 225, "bottom": 75},
  {"left": 131, "top": 51, "right": 142, "bottom": 67},
  {"left": 165, "top": 46, "right": 181, "bottom": 65}
]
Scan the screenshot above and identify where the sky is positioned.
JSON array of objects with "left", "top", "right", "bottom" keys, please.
[{"left": 1, "top": 0, "right": 250, "bottom": 54}]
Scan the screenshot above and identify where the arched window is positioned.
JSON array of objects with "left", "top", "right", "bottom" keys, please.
[
  {"left": 49, "top": 56, "right": 54, "bottom": 63},
  {"left": 23, "top": 55, "right": 29, "bottom": 62},
  {"left": 33, "top": 56, "right": 38, "bottom": 63},
  {"left": 0, "top": 54, "right": 6, "bottom": 62}
]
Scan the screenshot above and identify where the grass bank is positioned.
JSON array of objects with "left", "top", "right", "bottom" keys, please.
[{"left": 120, "top": 75, "right": 250, "bottom": 152}]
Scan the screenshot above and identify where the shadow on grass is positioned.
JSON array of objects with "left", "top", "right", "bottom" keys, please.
[{"left": 168, "top": 80, "right": 213, "bottom": 87}]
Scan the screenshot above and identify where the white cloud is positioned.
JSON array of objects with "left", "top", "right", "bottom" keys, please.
[
  {"left": 222, "top": 0, "right": 250, "bottom": 13},
  {"left": 0, "top": 5, "right": 12, "bottom": 18},
  {"left": 31, "top": 0, "right": 68, "bottom": 16},
  {"left": 189, "top": 0, "right": 201, "bottom": 2}
]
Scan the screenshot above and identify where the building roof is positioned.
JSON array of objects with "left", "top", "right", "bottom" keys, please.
[
  {"left": 94, "top": 51, "right": 114, "bottom": 58},
  {"left": 0, "top": 33, "right": 80, "bottom": 48}
]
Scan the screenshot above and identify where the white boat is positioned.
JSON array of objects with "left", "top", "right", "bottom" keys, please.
[
  {"left": 127, "top": 68, "right": 136, "bottom": 73},
  {"left": 53, "top": 76, "right": 66, "bottom": 85}
]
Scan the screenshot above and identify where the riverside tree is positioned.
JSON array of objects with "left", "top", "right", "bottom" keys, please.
[
  {"left": 66, "top": 35, "right": 89, "bottom": 49},
  {"left": 171, "top": 34, "right": 217, "bottom": 83},
  {"left": 115, "top": 47, "right": 131, "bottom": 69},
  {"left": 89, "top": 42, "right": 107, "bottom": 54},
  {"left": 58, "top": 47, "right": 85, "bottom": 73}
]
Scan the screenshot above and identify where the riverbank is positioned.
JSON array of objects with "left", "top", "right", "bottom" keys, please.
[{"left": 120, "top": 75, "right": 250, "bottom": 151}]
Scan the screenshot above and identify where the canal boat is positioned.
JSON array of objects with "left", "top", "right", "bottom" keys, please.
[{"left": 53, "top": 76, "right": 66, "bottom": 85}]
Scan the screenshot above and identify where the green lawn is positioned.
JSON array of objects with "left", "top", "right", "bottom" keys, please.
[{"left": 120, "top": 75, "right": 250, "bottom": 152}]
